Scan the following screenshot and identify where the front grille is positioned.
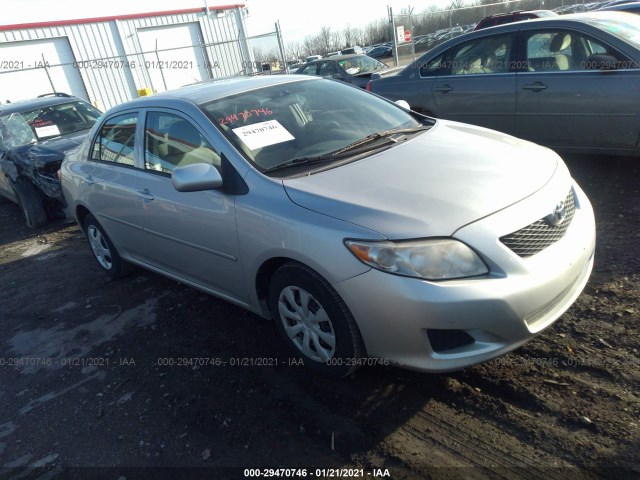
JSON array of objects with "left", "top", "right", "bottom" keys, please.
[{"left": 500, "top": 189, "right": 576, "bottom": 258}]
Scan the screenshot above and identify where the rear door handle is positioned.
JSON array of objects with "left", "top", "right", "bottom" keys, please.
[
  {"left": 434, "top": 84, "right": 453, "bottom": 93},
  {"left": 83, "top": 175, "right": 94, "bottom": 186},
  {"left": 522, "top": 82, "right": 548, "bottom": 92},
  {"left": 135, "top": 189, "right": 154, "bottom": 201}
]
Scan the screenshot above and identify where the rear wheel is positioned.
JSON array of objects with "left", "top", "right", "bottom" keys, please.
[
  {"left": 268, "top": 262, "right": 364, "bottom": 377},
  {"left": 83, "top": 213, "right": 132, "bottom": 279},
  {"left": 13, "top": 177, "right": 47, "bottom": 228}
]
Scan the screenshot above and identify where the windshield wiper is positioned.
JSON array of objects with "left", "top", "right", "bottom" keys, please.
[
  {"left": 331, "top": 125, "right": 430, "bottom": 156},
  {"left": 262, "top": 154, "right": 338, "bottom": 173},
  {"left": 263, "top": 125, "right": 430, "bottom": 174}
]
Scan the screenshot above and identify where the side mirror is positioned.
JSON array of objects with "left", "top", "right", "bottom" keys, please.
[
  {"left": 395, "top": 99, "right": 411, "bottom": 110},
  {"left": 588, "top": 54, "right": 619, "bottom": 70},
  {"left": 172, "top": 163, "right": 222, "bottom": 192}
]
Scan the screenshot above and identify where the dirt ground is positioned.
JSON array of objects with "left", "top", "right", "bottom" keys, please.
[{"left": 0, "top": 154, "right": 638, "bottom": 480}]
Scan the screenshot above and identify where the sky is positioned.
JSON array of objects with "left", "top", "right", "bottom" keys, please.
[{"left": 0, "top": 0, "right": 453, "bottom": 43}]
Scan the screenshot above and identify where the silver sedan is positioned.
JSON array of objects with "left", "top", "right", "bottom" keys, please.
[
  {"left": 369, "top": 12, "right": 640, "bottom": 156},
  {"left": 60, "top": 75, "right": 595, "bottom": 377}
]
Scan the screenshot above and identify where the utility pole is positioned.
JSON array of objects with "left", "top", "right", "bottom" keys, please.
[{"left": 388, "top": 6, "right": 398, "bottom": 67}]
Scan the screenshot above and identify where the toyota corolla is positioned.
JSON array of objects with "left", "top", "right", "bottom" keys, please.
[{"left": 60, "top": 76, "right": 595, "bottom": 377}]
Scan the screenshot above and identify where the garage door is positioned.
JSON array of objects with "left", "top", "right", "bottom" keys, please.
[
  {"left": 138, "top": 23, "right": 211, "bottom": 93},
  {"left": 0, "top": 37, "right": 88, "bottom": 103}
]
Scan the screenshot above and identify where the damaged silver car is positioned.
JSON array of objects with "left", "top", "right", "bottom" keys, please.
[{"left": 0, "top": 93, "right": 101, "bottom": 227}]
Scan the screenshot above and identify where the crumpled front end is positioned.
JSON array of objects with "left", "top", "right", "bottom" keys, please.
[{"left": 1, "top": 144, "right": 65, "bottom": 201}]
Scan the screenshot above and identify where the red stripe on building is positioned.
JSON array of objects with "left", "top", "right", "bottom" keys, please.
[{"left": 0, "top": 4, "right": 246, "bottom": 31}]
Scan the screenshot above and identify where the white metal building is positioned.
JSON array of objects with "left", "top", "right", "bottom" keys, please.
[{"left": 0, "top": 4, "right": 253, "bottom": 110}]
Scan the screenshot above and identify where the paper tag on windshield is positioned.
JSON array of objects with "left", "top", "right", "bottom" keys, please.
[
  {"left": 35, "top": 125, "right": 61, "bottom": 138},
  {"left": 232, "top": 120, "right": 294, "bottom": 150}
]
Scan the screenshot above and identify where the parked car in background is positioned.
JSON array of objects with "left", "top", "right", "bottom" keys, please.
[
  {"left": 296, "top": 54, "right": 389, "bottom": 88},
  {"left": 598, "top": 1, "right": 640, "bottom": 12},
  {"left": 597, "top": 0, "right": 639, "bottom": 7},
  {"left": 61, "top": 75, "right": 595, "bottom": 377},
  {"left": 553, "top": 4, "right": 589, "bottom": 13},
  {"left": 325, "top": 51, "right": 342, "bottom": 57},
  {"left": 474, "top": 10, "right": 558, "bottom": 30},
  {"left": 304, "top": 55, "right": 322, "bottom": 63},
  {"left": 369, "top": 12, "right": 640, "bottom": 155},
  {"left": 367, "top": 45, "right": 393, "bottom": 59},
  {"left": 341, "top": 46, "right": 365, "bottom": 55},
  {"left": 0, "top": 93, "right": 101, "bottom": 227}
]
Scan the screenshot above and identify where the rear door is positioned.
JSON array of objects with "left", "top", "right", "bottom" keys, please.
[
  {"left": 77, "top": 111, "right": 146, "bottom": 257},
  {"left": 431, "top": 33, "right": 517, "bottom": 134},
  {"left": 516, "top": 28, "right": 640, "bottom": 149}
]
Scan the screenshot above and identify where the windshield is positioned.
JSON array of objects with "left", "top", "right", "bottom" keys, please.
[
  {"left": 0, "top": 100, "right": 101, "bottom": 149},
  {"left": 587, "top": 14, "right": 640, "bottom": 49},
  {"left": 202, "top": 79, "right": 424, "bottom": 173},
  {"left": 337, "top": 55, "right": 386, "bottom": 75}
]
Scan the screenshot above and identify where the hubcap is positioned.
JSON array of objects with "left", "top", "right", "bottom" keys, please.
[
  {"left": 87, "top": 225, "right": 113, "bottom": 270},
  {"left": 277, "top": 286, "right": 336, "bottom": 362}
]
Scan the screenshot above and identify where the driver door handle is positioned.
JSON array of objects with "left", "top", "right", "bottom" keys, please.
[
  {"left": 522, "top": 82, "right": 548, "bottom": 92},
  {"left": 434, "top": 84, "right": 453, "bottom": 93},
  {"left": 135, "top": 189, "right": 154, "bottom": 201}
]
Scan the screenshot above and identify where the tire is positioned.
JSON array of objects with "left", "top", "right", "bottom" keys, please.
[
  {"left": 83, "top": 213, "right": 133, "bottom": 279},
  {"left": 268, "top": 262, "right": 364, "bottom": 378},
  {"left": 13, "top": 177, "right": 47, "bottom": 228}
]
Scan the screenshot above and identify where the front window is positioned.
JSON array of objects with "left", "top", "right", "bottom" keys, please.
[
  {"left": 525, "top": 30, "right": 625, "bottom": 71},
  {"left": 0, "top": 101, "right": 101, "bottom": 149},
  {"left": 202, "top": 78, "right": 427, "bottom": 173},
  {"left": 144, "top": 112, "right": 220, "bottom": 174}
]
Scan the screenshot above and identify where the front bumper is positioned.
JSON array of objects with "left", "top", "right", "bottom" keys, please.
[{"left": 333, "top": 182, "right": 595, "bottom": 372}]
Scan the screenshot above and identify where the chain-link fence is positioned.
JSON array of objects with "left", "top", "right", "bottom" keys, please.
[{"left": 0, "top": 29, "right": 286, "bottom": 110}]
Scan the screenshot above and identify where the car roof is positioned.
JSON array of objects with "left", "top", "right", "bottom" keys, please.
[
  {"left": 110, "top": 75, "right": 317, "bottom": 111},
  {"left": 0, "top": 94, "right": 84, "bottom": 116},
  {"left": 447, "top": 11, "right": 637, "bottom": 35},
  {"left": 482, "top": 9, "right": 545, "bottom": 19},
  {"left": 309, "top": 54, "right": 372, "bottom": 63}
]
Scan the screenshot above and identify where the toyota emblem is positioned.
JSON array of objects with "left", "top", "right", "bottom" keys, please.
[{"left": 546, "top": 200, "right": 567, "bottom": 226}]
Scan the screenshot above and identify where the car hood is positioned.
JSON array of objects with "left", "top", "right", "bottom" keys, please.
[
  {"left": 282, "top": 120, "right": 559, "bottom": 238},
  {"left": 15, "top": 130, "right": 89, "bottom": 161},
  {"left": 0, "top": 130, "right": 89, "bottom": 199}
]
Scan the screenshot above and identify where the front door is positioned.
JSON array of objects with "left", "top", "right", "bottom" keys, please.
[
  {"left": 516, "top": 28, "right": 640, "bottom": 150},
  {"left": 132, "top": 109, "right": 246, "bottom": 301}
]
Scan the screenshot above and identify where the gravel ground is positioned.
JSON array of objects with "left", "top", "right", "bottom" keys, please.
[{"left": 0, "top": 154, "right": 638, "bottom": 480}]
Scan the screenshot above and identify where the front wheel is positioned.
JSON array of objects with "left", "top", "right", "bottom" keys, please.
[
  {"left": 268, "top": 262, "right": 364, "bottom": 377},
  {"left": 83, "top": 213, "right": 132, "bottom": 279},
  {"left": 13, "top": 177, "right": 47, "bottom": 228}
]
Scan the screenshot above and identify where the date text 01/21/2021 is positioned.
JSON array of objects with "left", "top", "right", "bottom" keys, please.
[
  {"left": 243, "top": 468, "right": 392, "bottom": 477},
  {"left": 154, "top": 357, "right": 392, "bottom": 367},
  {"left": 0, "top": 357, "right": 135, "bottom": 368}
]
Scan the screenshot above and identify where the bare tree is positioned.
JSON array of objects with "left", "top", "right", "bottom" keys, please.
[
  {"left": 343, "top": 24, "right": 354, "bottom": 48},
  {"left": 286, "top": 41, "right": 303, "bottom": 61},
  {"left": 318, "top": 26, "right": 334, "bottom": 53}
]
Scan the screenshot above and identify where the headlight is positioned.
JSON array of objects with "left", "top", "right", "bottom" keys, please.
[{"left": 345, "top": 238, "right": 488, "bottom": 280}]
